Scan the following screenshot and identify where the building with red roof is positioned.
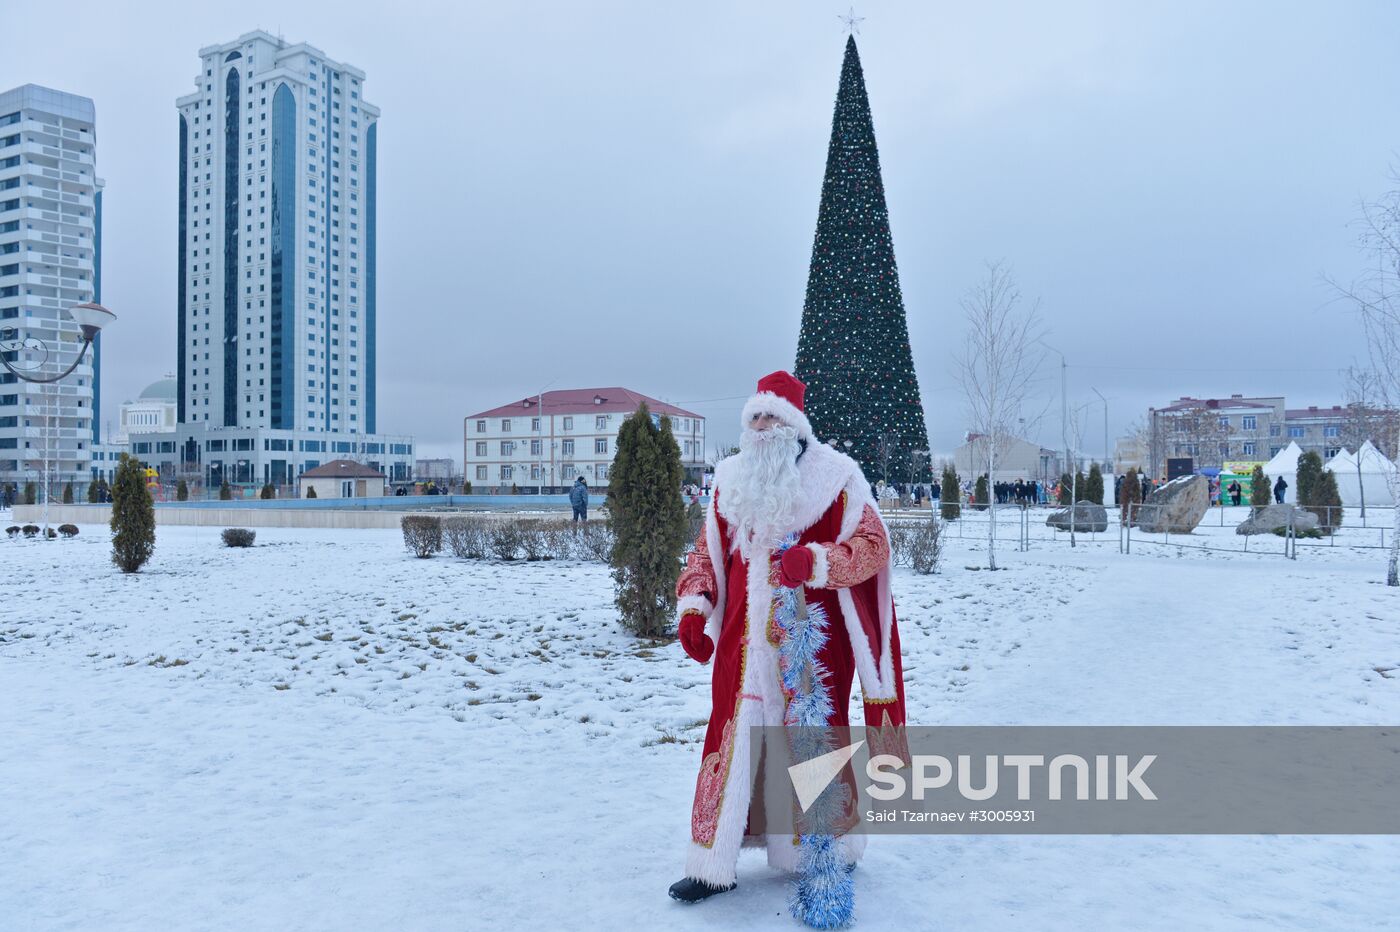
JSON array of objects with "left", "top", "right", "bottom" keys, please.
[{"left": 463, "top": 388, "right": 706, "bottom": 492}]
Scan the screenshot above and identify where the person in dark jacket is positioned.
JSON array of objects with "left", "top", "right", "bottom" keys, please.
[
  {"left": 1273, "top": 475, "right": 1287, "bottom": 504},
  {"left": 1227, "top": 479, "right": 1242, "bottom": 507},
  {"left": 569, "top": 476, "right": 589, "bottom": 521}
]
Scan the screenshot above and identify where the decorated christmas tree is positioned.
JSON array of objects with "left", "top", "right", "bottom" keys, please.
[{"left": 795, "top": 35, "right": 930, "bottom": 480}]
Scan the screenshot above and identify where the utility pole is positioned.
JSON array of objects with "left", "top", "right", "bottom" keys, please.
[
  {"left": 1037, "top": 338, "right": 1076, "bottom": 545},
  {"left": 1149, "top": 408, "right": 1159, "bottom": 481},
  {"left": 1092, "top": 386, "right": 1108, "bottom": 475},
  {"left": 536, "top": 380, "right": 556, "bottom": 494},
  {"left": 1059, "top": 349, "right": 1075, "bottom": 545}
]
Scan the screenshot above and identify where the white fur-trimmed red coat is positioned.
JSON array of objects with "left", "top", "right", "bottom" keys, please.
[{"left": 675, "top": 440, "right": 907, "bottom": 887}]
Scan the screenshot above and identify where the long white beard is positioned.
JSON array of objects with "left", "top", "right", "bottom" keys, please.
[{"left": 723, "top": 425, "right": 803, "bottom": 554}]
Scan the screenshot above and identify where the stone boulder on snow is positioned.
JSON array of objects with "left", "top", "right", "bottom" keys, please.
[
  {"left": 1046, "top": 502, "right": 1109, "bottom": 533},
  {"left": 1235, "top": 503, "right": 1320, "bottom": 536},
  {"left": 1135, "top": 474, "right": 1209, "bottom": 534}
]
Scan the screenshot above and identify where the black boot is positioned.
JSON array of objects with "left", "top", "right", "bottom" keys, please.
[{"left": 668, "top": 877, "right": 736, "bottom": 903}]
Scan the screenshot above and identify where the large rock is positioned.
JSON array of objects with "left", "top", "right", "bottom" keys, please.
[
  {"left": 1046, "top": 502, "right": 1109, "bottom": 533},
  {"left": 1136, "top": 474, "right": 1209, "bottom": 534},
  {"left": 1235, "top": 503, "right": 1320, "bottom": 536}
]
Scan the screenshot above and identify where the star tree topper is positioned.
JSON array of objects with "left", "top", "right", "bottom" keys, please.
[{"left": 839, "top": 6, "right": 865, "bottom": 35}]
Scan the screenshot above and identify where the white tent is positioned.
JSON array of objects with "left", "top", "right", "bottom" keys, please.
[
  {"left": 1324, "top": 448, "right": 1355, "bottom": 472},
  {"left": 1329, "top": 441, "right": 1398, "bottom": 507},
  {"left": 1262, "top": 441, "right": 1303, "bottom": 503}
]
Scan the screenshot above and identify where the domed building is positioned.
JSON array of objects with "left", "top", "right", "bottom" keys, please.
[{"left": 114, "top": 376, "right": 178, "bottom": 444}]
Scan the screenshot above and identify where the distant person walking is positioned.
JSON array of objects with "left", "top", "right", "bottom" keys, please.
[
  {"left": 1273, "top": 475, "right": 1288, "bottom": 504},
  {"left": 1227, "top": 479, "right": 1242, "bottom": 507},
  {"left": 570, "top": 476, "right": 589, "bottom": 522}
]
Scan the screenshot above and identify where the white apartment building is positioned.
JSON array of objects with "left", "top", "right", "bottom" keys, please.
[
  {"left": 176, "top": 30, "right": 379, "bottom": 437},
  {"left": 0, "top": 85, "right": 103, "bottom": 498},
  {"left": 463, "top": 388, "right": 706, "bottom": 493}
]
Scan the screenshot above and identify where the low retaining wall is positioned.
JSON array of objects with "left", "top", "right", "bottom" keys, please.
[
  {"left": 10, "top": 504, "right": 416, "bottom": 529},
  {"left": 131, "top": 493, "right": 615, "bottom": 512}
]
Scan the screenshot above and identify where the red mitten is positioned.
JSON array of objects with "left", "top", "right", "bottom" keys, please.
[
  {"left": 678, "top": 612, "right": 713, "bottom": 663},
  {"left": 779, "top": 545, "right": 815, "bottom": 589}
]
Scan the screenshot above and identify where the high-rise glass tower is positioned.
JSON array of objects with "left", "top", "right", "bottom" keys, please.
[{"left": 176, "top": 30, "right": 378, "bottom": 435}]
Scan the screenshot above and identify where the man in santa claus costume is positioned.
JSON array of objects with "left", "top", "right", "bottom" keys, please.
[{"left": 667, "top": 370, "right": 908, "bottom": 903}]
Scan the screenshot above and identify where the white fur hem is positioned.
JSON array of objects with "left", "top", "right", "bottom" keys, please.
[
  {"left": 684, "top": 699, "right": 766, "bottom": 887},
  {"left": 740, "top": 391, "right": 814, "bottom": 440},
  {"left": 689, "top": 833, "right": 868, "bottom": 885},
  {"left": 835, "top": 475, "right": 899, "bottom": 701},
  {"left": 684, "top": 840, "right": 740, "bottom": 887},
  {"left": 805, "top": 543, "right": 830, "bottom": 588}
]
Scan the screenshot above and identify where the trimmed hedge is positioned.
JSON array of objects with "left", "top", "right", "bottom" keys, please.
[
  {"left": 887, "top": 519, "right": 945, "bottom": 575},
  {"left": 401, "top": 515, "right": 442, "bottom": 558},
  {"left": 439, "top": 515, "right": 613, "bottom": 563}
]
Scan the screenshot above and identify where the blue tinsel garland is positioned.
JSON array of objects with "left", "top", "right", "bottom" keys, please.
[{"left": 774, "top": 535, "right": 855, "bottom": 929}]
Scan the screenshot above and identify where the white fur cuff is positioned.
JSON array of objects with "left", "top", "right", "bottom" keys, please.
[
  {"left": 806, "top": 543, "right": 830, "bottom": 588},
  {"left": 677, "top": 594, "right": 714, "bottom": 621}
]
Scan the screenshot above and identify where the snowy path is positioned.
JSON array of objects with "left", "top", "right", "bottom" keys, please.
[{"left": 2, "top": 525, "right": 1398, "bottom": 930}]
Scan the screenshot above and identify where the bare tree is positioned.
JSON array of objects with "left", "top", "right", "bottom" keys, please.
[
  {"left": 877, "top": 432, "right": 897, "bottom": 486},
  {"left": 1153, "top": 401, "right": 1232, "bottom": 470},
  {"left": 956, "top": 262, "right": 1046, "bottom": 570},
  {"left": 710, "top": 443, "right": 739, "bottom": 466},
  {"left": 1329, "top": 175, "right": 1400, "bottom": 585},
  {"left": 1115, "top": 417, "right": 1151, "bottom": 476},
  {"left": 1340, "top": 365, "right": 1385, "bottom": 519}
]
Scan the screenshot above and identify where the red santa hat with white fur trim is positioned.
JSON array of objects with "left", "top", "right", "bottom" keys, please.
[{"left": 740, "top": 370, "right": 814, "bottom": 441}]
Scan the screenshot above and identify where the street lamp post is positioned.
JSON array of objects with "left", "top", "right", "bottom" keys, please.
[
  {"left": 0, "top": 303, "right": 115, "bottom": 383},
  {"left": 0, "top": 303, "right": 117, "bottom": 534},
  {"left": 535, "top": 380, "right": 556, "bottom": 494},
  {"left": 1038, "top": 338, "right": 1078, "bottom": 545},
  {"left": 1091, "top": 387, "right": 1109, "bottom": 475}
]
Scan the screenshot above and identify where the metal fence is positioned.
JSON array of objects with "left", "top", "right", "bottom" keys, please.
[
  {"left": 883, "top": 501, "right": 1396, "bottom": 561},
  {"left": 1121, "top": 502, "right": 1394, "bottom": 558},
  {"left": 884, "top": 503, "right": 1107, "bottom": 552}
]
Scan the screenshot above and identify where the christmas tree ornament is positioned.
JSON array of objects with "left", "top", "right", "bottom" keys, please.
[{"left": 774, "top": 534, "right": 855, "bottom": 929}]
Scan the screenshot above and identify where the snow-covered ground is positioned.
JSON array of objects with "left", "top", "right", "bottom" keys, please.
[{"left": 2, "top": 517, "right": 1398, "bottom": 930}]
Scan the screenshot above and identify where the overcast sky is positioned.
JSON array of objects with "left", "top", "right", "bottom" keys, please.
[{"left": 7, "top": 0, "right": 1400, "bottom": 463}]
